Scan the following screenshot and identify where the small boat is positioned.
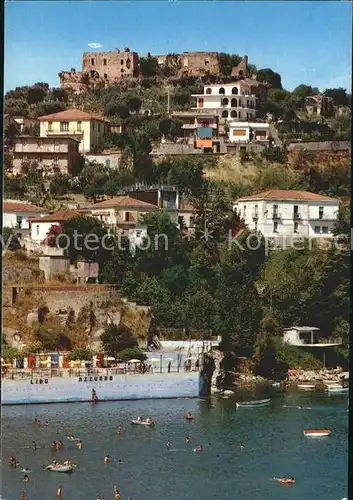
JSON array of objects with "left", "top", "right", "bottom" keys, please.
[
  {"left": 274, "top": 477, "right": 295, "bottom": 485},
  {"left": 45, "top": 464, "right": 73, "bottom": 473},
  {"left": 303, "top": 429, "right": 331, "bottom": 437},
  {"left": 325, "top": 385, "right": 349, "bottom": 394},
  {"left": 131, "top": 419, "right": 155, "bottom": 427},
  {"left": 236, "top": 398, "right": 270, "bottom": 408},
  {"left": 297, "top": 384, "right": 316, "bottom": 390}
]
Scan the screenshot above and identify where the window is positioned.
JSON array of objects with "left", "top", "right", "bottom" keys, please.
[
  {"left": 322, "top": 226, "right": 329, "bottom": 234},
  {"left": 222, "top": 98, "right": 229, "bottom": 106},
  {"left": 221, "top": 110, "right": 228, "bottom": 118},
  {"left": 103, "top": 58, "right": 107, "bottom": 65},
  {"left": 273, "top": 204, "right": 278, "bottom": 217},
  {"left": 91, "top": 58, "right": 95, "bottom": 65},
  {"left": 231, "top": 110, "right": 237, "bottom": 118},
  {"left": 219, "top": 87, "right": 225, "bottom": 95},
  {"left": 124, "top": 212, "right": 131, "bottom": 222},
  {"left": 126, "top": 58, "right": 131, "bottom": 69},
  {"left": 92, "top": 122, "right": 95, "bottom": 130},
  {"left": 60, "top": 122, "right": 69, "bottom": 132},
  {"left": 314, "top": 226, "right": 320, "bottom": 234},
  {"left": 77, "top": 121, "right": 82, "bottom": 131},
  {"left": 190, "top": 216, "right": 195, "bottom": 228},
  {"left": 294, "top": 222, "right": 299, "bottom": 233},
  {"left": 254, "top": 204, "right": 258, "bottom": 216},
  {"left": 48, "top": 121, "right": 53, "bottom": 132},
  {"left": 254, "top": 220, "right": 258, "bottom": 231},
  {"left": 231, "top": 98, "right": 237, "bottom": 107},
  {"left": 205, "top": 60, "right": 209, "bottom": 66},
  {"left": 104, "top": 73, "right": 108, "bottom": 79},
  {"left": 293, "top": 205, "right": 299, "bottom": 218},
  {"left": 16, "top": 215, "right": 23, "bottom": 228},
  {"left": 206, "top": 88, "right": 212, "bottom": 95},
  {"left": 36, "top": 225, "right": 40, "bottom": 236},
  {"left": 121, "top": 59, "right": 124, "bottom": 65},
  {"left": 243, "top": 205, "right": 246, "bottom": 217},
  {"left": 273, "top": 221, "right": 278, "bottom": 233},
  {"left": 198, "top": 98, "right": 204, "bottom": 108},
  {"left": 319, "top": 206, "right": 324, "bottom": 219},
  {"left": 178, "top": 216, "right": 184, "bottom": 226},
  {"left": 231, "top": 87, "right": 238, "bottom": 95}
]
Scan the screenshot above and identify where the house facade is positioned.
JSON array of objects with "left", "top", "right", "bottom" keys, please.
[
  {"left": 13, "top": 136, "right": 80, "bottom": 174},
  {"left": 28, "top": 210, "right": 84, "bottom": 246},
  {"left": 13, "top": 116, "right": 39, "bottom": 133},
  {"left": 233, "top": 190, "right": 339, "bottom": 240},
  {"left": 38, "top": 109, "right": 109, "bottom": 153},
  {"left": 191, "top": 83, "right": 257, "bottom": 121},
  {"left": 283, "top": 326, "right": 342, "bottom": 347},
  {"left": 4, "top": 201, "right": 48, "bottom": 241},
  {"left": 228, "top": 121, "right": 270, "bottom": 143}
]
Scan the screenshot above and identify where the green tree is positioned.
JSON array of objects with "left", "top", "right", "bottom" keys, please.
[
  {"left": 323, "top": 87, "right": 349, "bottom": 107},
  {"left": 100, "top": 323, "right": 139, "bottom": 358},
  {"left": 3, "top": 227, "right": 21, "bottom": 251},
  {"left": 67, "top": 348, "right": 93, "bottom": 361},
  {"left": 49, "top": 173, "right": 71, "bottom": 197},
  {"left": 256, "top": 68, "right": 282, "bottom": 89},
  {"left": 219, "top": 53, "right": 242, "bottom": 76},
  {"left": 139, "top": 56, "right": 160, "bottom": 78},
  {"left": 162, "top": 54, "right": 182, "bottom": 77}
]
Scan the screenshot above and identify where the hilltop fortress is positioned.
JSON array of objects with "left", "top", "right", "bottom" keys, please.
[{"left": 59, "top": 49, "right": 252, "bottom": 93}]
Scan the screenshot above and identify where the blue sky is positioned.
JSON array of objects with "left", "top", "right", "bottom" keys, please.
[{"left": 5, "top": 1, "right": 352, "bottom": 92}]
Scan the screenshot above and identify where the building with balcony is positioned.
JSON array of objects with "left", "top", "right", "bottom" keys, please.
[
  {"left": 13, "top": 136, "right": 80, "bottom": 174},
  {"left": 283, "top": 326, "right": 342, "bottom": 347},
  {"left": 233, "top": 190, "right": 339, "bottom": 241},
  {"left": 191, "top": 83, "right": 257, "bottom": 121},
  {"left": 28, "top": 209, "right": 86, "bottom": 247},
  {"left": 38, "top": 109, "right": 109, "bottom": 153},
  {"left": 4, "top": 201, "right": 48, "bottom": 241}
]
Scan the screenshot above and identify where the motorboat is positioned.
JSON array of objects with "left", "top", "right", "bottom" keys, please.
[
  {"left": 274, "top": 477, "right": 295, "bottom": 485},
  {"left": 325, "top": 385, "right": 349, "bottom": 394},
  {"left": 45, "top": 464, "right": 74, "bottom": 473},
  {"left": 131, "top": 419, "right": 155, "bottom": 427},
  {"left": 297, "top": 384, "right": 316, "bottom": 390},
  {"left": 236, "top": 398, "right": 271, "bottom": 408},
  {"left": 303, "top": 429, "right": 331, "bottom": 437}
]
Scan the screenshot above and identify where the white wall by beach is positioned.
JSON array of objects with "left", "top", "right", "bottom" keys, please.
[{"left": 2, "top": 372, "right": 199, "bottom": 405}]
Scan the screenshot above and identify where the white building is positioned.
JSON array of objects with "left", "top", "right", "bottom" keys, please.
[
  {"left": 283, "top": 326, "right": 342, "bottom": 347},
  {"left": 3, "top": 201, "right": 48, "bottom": 242},
  {"left": 228, "top": 121, "right": 270, "bottom": 143},
  {"left": 191, "top": 83, "right": 257, "bottom": 121},
  {"left": 233, "top": 190, "right": 339, "bottom": 240},
  {"left": 29, "top": 209, "right": 84, "bottom": 246}
]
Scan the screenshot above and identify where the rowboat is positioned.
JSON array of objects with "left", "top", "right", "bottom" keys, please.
[
  {"left": 236, "top": 398, "right": 270, "bottom": 408},
  {"left": 131, "top": 419, "right": 155, "bottom": 427},
  {"left": 297, "top": 384, "right": 316, "bottom": 390},
  {"left": 303, "top": 429, "right": 331, "bottom": 437},
  {"left": 45, "top": 464, "right": 73, "bottom": 473}
]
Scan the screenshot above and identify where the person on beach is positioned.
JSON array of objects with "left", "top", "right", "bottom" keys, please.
[
  {"left": 77, "top": 440, "right": 83, "bottom": 449},
  {"left": 104, "top": 454, "right": 111, "bottom": 463},
  {"left": 57, "top": 485, "right": 63, "bottom": 500}
]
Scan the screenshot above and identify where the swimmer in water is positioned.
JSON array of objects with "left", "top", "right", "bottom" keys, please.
[
  {"left": 113, "top": 486, "right": 121, "bottom": 500},
  {"left": 194, "top": 445, "right": 204, "bottom": 452},
  {"left": 117, "top": 425, "right": 123, "bottom": 435},
  {"left": 118, "top": 459, "right": 123, "bottom": 464},
  {"left": 185, "top": 436, "right": 191, "bottom": 443},
  {"left": 77, "top": 440, "right": 83, "bottom": 449},
  {"left": 23, "top": 475, "right": 29, "bottom": 482},
  {"left": 104, "top": 454, "right": 111, "bottom": 463},
  {"left": 240, "top": 443, "right": 244, "bottom": 450},
  {"left": 20, "top": 490, "right": 27, "bottom": 500},
  {"left": 166, "top": 441, "right": 173, "bottom": 449}
]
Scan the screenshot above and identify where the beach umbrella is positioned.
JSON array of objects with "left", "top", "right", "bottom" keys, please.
[{"left": 127, "top": 359, "right": 141, "bottom": 363}]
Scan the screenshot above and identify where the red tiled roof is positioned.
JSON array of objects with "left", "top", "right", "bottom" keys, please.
[
  {"left": 4, "top": 201, "right": 47, "bottom": 213},
  {"left": 236, "top": 190, "right": 338, "bottom": 202},
  {"left": 29, "top": 209, "right": 84, "bottom": 223},
  {"left": 91, "top": 196, "right": 157, "bottom": 209},
  {"left": 38, "top": 108, "right": 106, "bottom": 122}
]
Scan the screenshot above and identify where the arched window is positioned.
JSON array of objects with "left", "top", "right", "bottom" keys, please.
[
  {"left": 126, "top": 58, "right": 131, "bottom": 69},
  {"left": 231, "top": 87, "right": 238, "bottom": 95},
  {"left": 231, "top": 98, "right": 237, "bottom": 107},
  {"left": 221, "top": 110, "right": 228, "bottom": 118},
  {"left": 206, "top": 88, "right": 212, "bottom": 95},
  {"left": 222, "top": 98, "right": 229, "bottom": 106},
  {"left": 219, "top": 87, "right": 225, "bottom": 95},
  {"left": 231, "top": 110, "right": 237, "bottom": 118}
]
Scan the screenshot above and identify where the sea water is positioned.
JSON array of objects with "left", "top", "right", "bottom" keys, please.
[{"left": 1, "top": 390, "right": 347, "bottom": 500}]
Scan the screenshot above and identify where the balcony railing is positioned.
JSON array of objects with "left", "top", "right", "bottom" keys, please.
[{"left": 46, "top": 129, "right": 83, "bottom": 135}]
